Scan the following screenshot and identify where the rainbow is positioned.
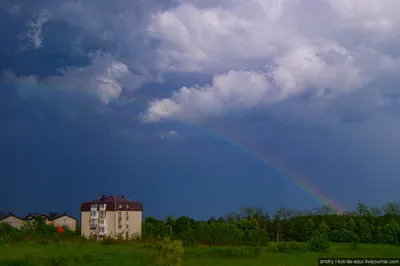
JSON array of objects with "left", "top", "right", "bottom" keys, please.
[
  {"left": 36, "top": 87, "right": 344, "bottom": 213},
  {"left": 182, "top": 120, "right": 345, "bottom": 214}
]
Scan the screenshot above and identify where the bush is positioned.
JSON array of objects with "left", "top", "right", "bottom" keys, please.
[
  {"left": 310, "top": 233, "right": 330, "bottom": 252},
  {"left": 153, "top": 237, "right": 184, "bottom": 266},
  {"left": 0, "top": 223, "right": 13, "bottom": 244}
]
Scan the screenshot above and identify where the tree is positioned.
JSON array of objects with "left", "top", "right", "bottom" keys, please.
[
  {"left": 226, "top": 212, "right": 241, "bottom": 224},
  {"left": 383, "top": 202, "right": 399, "bottom": 215},
  {"left": 207, "top": 217, "right": 217, "bottom": 224},
  {"left": 382, "top": 219, "right": 400, "bottom": 244},
  {"left": 217, "top": 216, "right": 226, "bottom": 224},
  {"left": 356, "top": 219, "right": 373, "bottom": 243},
  {"left": 370, "top": 207, "right": 382, "bottom": 217},
  {"left": 272, "top": 214, "right": 282, "bottom": 242},
  {"left": 240, "top": 207, "right": 256, "bottom": 219},
  {"left": 303, "top": 218, "right": 315, "bottom": 241},
  {"left": 275, "top": 207, "right": 293, "bottom": 220},
  {"left": 165, "top": 216, "right": 176, "bottom": 226},
  {"left": 321, "top": 205, "right": 334, "bottom": 215},
  {"left": 356, "top": 202, "right": 370, "bottom": 216},
  {"left": 319, "top": 221, "right": 330, "bottom": 235}
]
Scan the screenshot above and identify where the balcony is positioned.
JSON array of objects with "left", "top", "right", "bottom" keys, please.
[
  {"left": 90, "top": 205, "right": 98, "bottom": 211},
  {"left": 90, "top": 212, "right": 98, "bottom": 220},
  {"left": 98, "top": 231, "right": 106, "bottom": 236},
  {"left": 90, "top": 221, "right": 97, "bottom": 229},
  {"left": 99, "top": 220, "right": 107, "bottom": 227},
  {"left": 99, "top": 204, "right": 106, "bottom": 211}
]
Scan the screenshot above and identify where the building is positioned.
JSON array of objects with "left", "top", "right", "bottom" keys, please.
[
  {"left": 46, "top": 212, "right": 77, "bottom": 231},
  {"left": 24, "top": 212, "right": 77, "bottom": 231},
  {"left": 80, "top": 195, "right": 143, "bottom": 239},
  {"left": 0, "top": 212, "right": 26, "bottom": 229},
  {"left": 25, "top": 213, "right": 52, "bottom": 225}
]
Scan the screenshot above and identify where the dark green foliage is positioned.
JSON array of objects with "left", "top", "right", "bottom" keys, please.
[
  {"left": 141, "top": 203, "right": 400, "bottom": 247},
  {"left": 309, "top": 232, "right": 330, "bottom": 252},
  {"left": 0, "top": 223, "right": 14, "bottom": 244},
  {"left": 303, "top": 218, "right": 315, "bottom": 241}
]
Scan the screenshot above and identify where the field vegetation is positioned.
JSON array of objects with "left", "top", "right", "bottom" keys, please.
[{"left": 0, "top": 201, "right": 399, "bottom": 265}]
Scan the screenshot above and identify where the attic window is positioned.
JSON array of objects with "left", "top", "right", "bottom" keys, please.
[
  {"left": 126, "top": 204, "right": 129, "bottom": 209},
  {"left": 119, "top": 204, "right": 122, "bottom": 209}
]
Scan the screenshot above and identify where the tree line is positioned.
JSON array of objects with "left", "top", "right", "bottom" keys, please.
[{"left": 142, "top": 202, "right": 400, "bottom": 246}]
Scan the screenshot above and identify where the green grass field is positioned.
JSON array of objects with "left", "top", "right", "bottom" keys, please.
[{"left": 0, "top": 242, "right": 399, "bottom": 266}]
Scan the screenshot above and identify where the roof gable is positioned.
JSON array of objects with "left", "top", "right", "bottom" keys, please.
[
  {"left": 24, "top": 212, "right": 76, "bottom": 221},
  {"left": 51, "top": 214, "right": 76, "bottom": 221},
  {"left": 0, "top": 212, "right": 24, "bottom": 221},
  {"left": 80, "top": 195, "right": 143, "bottom": 212}
]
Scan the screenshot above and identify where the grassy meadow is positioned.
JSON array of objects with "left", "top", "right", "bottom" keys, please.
[{"left": 0, "top": 241, "right": 399, "bottom": 266}]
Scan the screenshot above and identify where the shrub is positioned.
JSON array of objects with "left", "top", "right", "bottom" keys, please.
[
  {"left": 153, "top": 237, "right": 184, "bottom": 266},
  {"left": 310, "top": 232, "right": 330, "bottom": 253}
]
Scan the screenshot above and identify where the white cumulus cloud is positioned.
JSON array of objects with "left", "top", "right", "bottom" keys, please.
[
  {"left": 143, "top": 0, "right": 400, "bottom": 122},
  {"left": 144, "top": 70, "right": 272, "bottom": 122}
]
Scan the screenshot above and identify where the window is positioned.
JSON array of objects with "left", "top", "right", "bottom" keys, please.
[
  {"left": 126, "top": 204, "right": 129, "bottom": 209},
  {"left": 99, "top": 227, "right": 105, "bottom": 233},
  {"left": 119, "top": 204, "right": 122, "bottom": 209},
  {"left": 126, "top": 212, "right": 129, "bottom": 221},
  {"left": 126, "top": 224, "right": 129, "bottom": 229},
  {"left": 63, "top": 218, "right": 66, "bottom": 222}
]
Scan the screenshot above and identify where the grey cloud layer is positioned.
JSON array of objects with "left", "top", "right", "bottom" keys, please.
[
  {"left": 3, "top": 0, "right": 400, "bottom": 123},
  {"left": 3, "top": 0, "right": 174, "bottom": 104}
]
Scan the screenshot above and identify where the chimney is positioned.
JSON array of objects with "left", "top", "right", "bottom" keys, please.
[
  {"left": 121, "top": 195, "right": 124, "bottom": 199},
  {"left": 101, "top": 195, "right": 105, "bottom": 201}
]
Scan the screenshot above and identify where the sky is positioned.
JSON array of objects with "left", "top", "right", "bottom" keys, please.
[{"left": 1, "top": 0, "right": 400, "bottom": 221}]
